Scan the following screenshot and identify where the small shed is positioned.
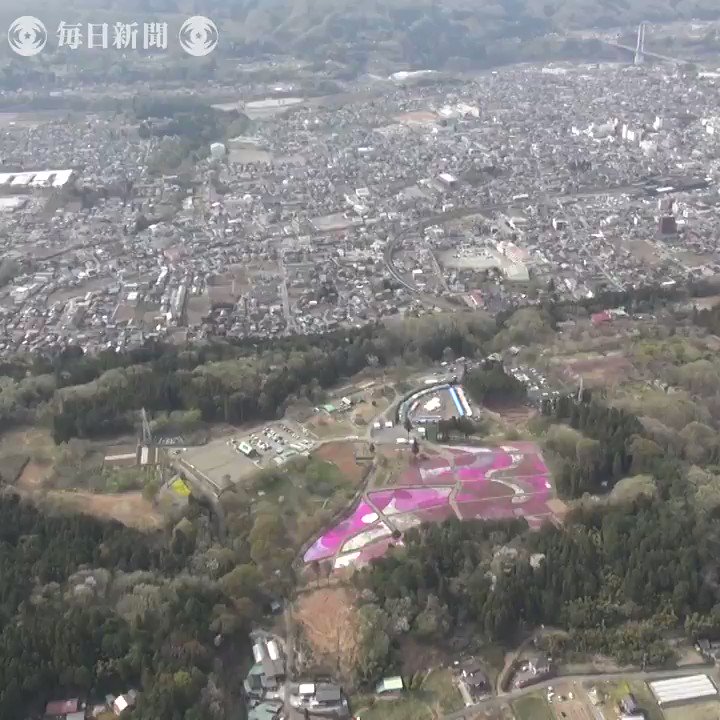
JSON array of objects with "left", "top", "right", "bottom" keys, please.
[
  {"left": 113, "top": 692, "right": 137, "bottom": 715},
  {"left": 298, "top": 682, "right": 316, "bottom": 696},
  {"left": 376, "top": 676, "right": 404, "bottom": 695}
]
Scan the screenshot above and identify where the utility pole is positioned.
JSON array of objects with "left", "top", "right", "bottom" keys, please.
[{"left": 141, "top": 407, "right": 153, "bottom": 445}]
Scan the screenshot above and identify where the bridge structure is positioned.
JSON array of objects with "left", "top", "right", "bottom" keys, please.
[{"left": 602, "top": 22, "right": 691, "bottom": 65}]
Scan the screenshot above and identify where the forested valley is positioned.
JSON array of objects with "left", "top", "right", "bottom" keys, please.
[
  {"left": 0, "top": 315, "right": 499, "bottom": 443},
  {"left": 353, "top": 497, "right": 720, "bottom": 681},
  {"left": 0, "top": 491, "right": 269, "bottom": 719},
  {"left": 0, "top": 278, "right": 706, "bottom": 446},
  {"left": 0, "top": 285, "right": 719, "bottom": 715}
]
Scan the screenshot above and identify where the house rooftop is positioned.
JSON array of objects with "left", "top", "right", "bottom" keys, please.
[
  {"left": 45, "top": 699, "right": 80, "bottom": 716},
  {"left": 248, "top": 700, "right": 282, "bottom": 720},
  {"left": 316, "top": 683, "right": 342, "bottom": 703}
]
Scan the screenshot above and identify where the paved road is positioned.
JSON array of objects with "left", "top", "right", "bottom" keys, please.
[
  {"left": 171, "top": 456, "right": 227, "bottom": 539},
  {"left": 278, "top": 252, "right": 296, "bottom": 333},
  {"left": 443, "top": 665, "right": 716, "bottom": 719}
]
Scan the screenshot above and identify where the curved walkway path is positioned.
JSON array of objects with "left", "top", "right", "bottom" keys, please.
[{"left": 301, "top": 441, "right": 552, "bottom": 570}]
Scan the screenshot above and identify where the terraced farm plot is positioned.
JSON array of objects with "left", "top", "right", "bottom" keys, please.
[{"left": 314, "top": 441, "right": 368, "bottom": 484}]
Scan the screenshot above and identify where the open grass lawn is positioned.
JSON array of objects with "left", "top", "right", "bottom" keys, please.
[
  {"left": 354, "top": 695, "right": 433, "bottom": 720},
  {"left": 664, "top": 700, "right": 720, "bottom": 720},
  {"left": 353, "top": 671, "right": 463, "bottom": 720},
  {"left": 512, "top": 694, "right": 554, "bottom": 720},
  {"left": 422, "top": 669, "right": 464, "bottom": 714}
]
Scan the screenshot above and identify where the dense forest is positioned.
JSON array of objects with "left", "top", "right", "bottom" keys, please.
[
  {"left": 354, "top": 498, "right": 719, "bottom": 680},
  {"left": 464, "top": 361, "right": 527, "bottom": 405},
  {"left": 0, "top": 491, "right": 273, "bottom": 720},
  {"left": 541, "top": 385, "right": 720, "bottom": 501},
  {"left": 542, "top": 393, "right": 645, "bottom": 498}
]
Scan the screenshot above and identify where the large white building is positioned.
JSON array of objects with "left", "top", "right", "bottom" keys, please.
[
  {"left": 0, "top": 169, "right": 75, "bottom": 191},
  {"left": 649, "top": 674, "right": 718, "bottom": 706}
]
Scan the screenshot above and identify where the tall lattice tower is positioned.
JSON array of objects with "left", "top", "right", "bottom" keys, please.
[{"left": 634, "top": 22, "right": 646, "bottom": 65}]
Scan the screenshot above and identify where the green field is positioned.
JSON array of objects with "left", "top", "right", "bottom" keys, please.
[
  {"left": 598, "top": 680, "right": 664, "bottom": 720},
  {"left": 511, "top": 694, "right": 554, "bottom": 720},
  {"left": 664, "top": 700, "right": 720, "bottom": 720},
  {"left": 421, "top": 669, "right": 464, "bottom": 714},
  {"left": 354, "top": 695, "right": 433, "bottom": 720},
  {"left": 352, "top": 670, "right": 464, "bottom": 720}
]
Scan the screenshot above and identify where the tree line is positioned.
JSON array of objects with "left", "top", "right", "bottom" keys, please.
[
  {"left": 541, "top": 393, "right": 643, "bottom": 498},
  {"left": 42, "top": 318, "right": 496, "bottom": 443},
  {"left": 353, "top": 498, "right": 718, "bottom": 683}
]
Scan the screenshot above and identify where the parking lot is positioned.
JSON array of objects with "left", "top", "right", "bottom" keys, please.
[
  {"left": 178, "top": 420, "right": 317, "bottom": 493},
  {"left": 237, "top": 420, "right": 316, "bottom": 468}
]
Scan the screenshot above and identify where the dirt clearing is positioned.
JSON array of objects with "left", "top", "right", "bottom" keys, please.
[
  {"left": 313, "top": 441, "right": 368, "bottom": 485},
  {"left": 550, "top": 683, "right": 595, "bottom": 720},
  {"left": 295, "top": 588, "right": 360, "bottom": 677},
  {"left": 557, "top": 353, "right": 634, "bottom": 388},
  {"left": 17, "top": 461, "right": 52, "bottom": 490},
  {"left": 46, "top": 491, "right": 164, "bottom": 530},
  {"left": 0, "top": 427, "right": 54, "bottom": 459},
  {"left": 305, "top": 415, "right": 357, "bottom": 439}
]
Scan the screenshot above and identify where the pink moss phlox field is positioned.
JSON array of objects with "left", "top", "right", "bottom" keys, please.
[{"left": 304, "top": 443, "right": 554, "bottom": 567}]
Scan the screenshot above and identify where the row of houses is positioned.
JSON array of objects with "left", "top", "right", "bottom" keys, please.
[{"left": 43, "top": 692, "right": 136, "bottom": 719}]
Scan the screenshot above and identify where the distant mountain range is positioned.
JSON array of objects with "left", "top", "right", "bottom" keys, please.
[
  {"left": 202, "top": 0, "right": 720, "bottom": 69},
  {"left": 6, "top": 0, "right": 719, "bottom": 71}
]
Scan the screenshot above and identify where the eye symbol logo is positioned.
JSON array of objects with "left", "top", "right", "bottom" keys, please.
[
  {"left": 8, "top": 16, "right": 48, "bottom": 57},
  {"left": 178, "top": 16, "right": 218, "bottom": 57}
]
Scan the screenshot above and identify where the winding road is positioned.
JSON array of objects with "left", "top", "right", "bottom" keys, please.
[{"left": 444, "top": 665, "right": 719, "bottom": 719}]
